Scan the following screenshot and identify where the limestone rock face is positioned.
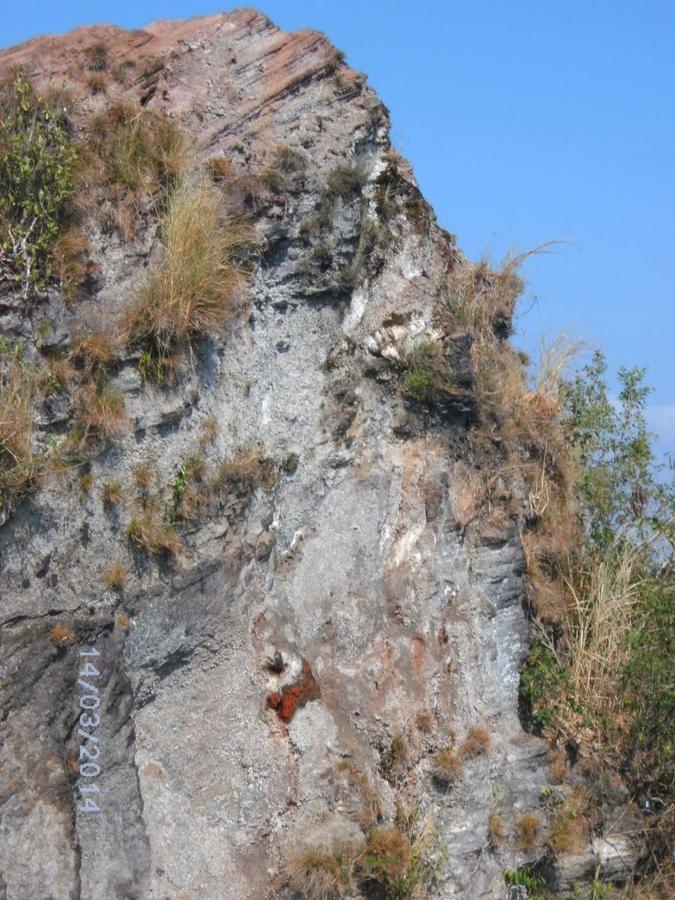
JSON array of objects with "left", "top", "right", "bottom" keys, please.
[{"left": 0, "top": 11, "right": 554, "bottom": 899}]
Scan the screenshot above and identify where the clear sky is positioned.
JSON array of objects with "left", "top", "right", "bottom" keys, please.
[{"left": 2, "top": 2, "right": 674, "bottom": 452}]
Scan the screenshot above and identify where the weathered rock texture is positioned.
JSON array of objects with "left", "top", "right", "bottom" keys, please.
[{"left": 0, "top": 10, "right": 624, "bottom": 900}]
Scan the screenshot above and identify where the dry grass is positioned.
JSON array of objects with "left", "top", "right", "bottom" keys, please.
[
  {"left": 563, "top": 536, "right": 645, "bottom": 728},
  {"left": 127, "top": 513, "right": 179, "bottom": 556},
  {"left": 68, "top": 382, "right": 128, "bottom": 449},
  {"left": 487, "top": 808, "right": 507, "bottom": 847},
  {"left": 102, "top": 479, "right": 125, "bottom": 505},
  {"left": 416, "top": 711, "right": 433, "bottom": 733},
  {"left": 0, "top": 342, "right": 37, "bottom": 513},
  {"left": 52, "top": 226, "right": 96, "bottom": 302},
  {"left": 535, "top": 331, "right": 586, "bottom": 401},
  {"left": 432, "top": 747, "right": 462, "bottom": 785},
  {"left": 515, "top": 813, "right": 541, "bottom": 851},
  {"left": 199, "top": 415, "right": 218, "bottom": 445},
  {"left": 335, "top": 759, "right": 382, "bottom": 825},
  {"left": 619, "top": 862, "right": 675, "bottom": 898},
  {"left": 548, "top": 747, "right": 567, "bottom": 784},
  {"left": 65, "top": 748, "right": 80, "bottom": 775},
  {"left": 459, "top": 726, "right": 490, "bottom": 759},
  {"left": 122, "top": 179, "right": 252, "bottom": 366},
  {"left": 206, "top": 156, "right": 234, "bottom": 181},
  {"left": 70, "top": 333, "right": 117, "bottom": 376},
  {"left": 285, "top": 842, "right": 356, "bottom": 900},
  {"left": 102, "top": 560, "right": 126, "bottom": 590},
  {"left": 86, "top": 74, "right": 107, "bottom": 95},
  {"left": 49, "top": 623, "right": 74, "bottom": 647},
  {"left": 84, "top": 42, "right": 108, "bottom": 72},
  {"left": 89, "top": 102, "right": 186, "bottom": 194},
  {"left": 133, "top": 463, "right": 153, "bottom": 489},
  {"left": 214, "top": 449, "right": 277, "bottom": 496},
  {"left": 548, "top": 792, "right": 590, "bottom": 855},
  {"left": 79, "top": 102, "right": 187, "bottom": 241},
  {"left": 284, "top": 808, "right": 441, "bottom": 899},
  {"left": 360, "top": 826, "right": 411, "bottom": 885}
]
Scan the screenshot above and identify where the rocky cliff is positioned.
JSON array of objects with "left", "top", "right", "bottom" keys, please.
[{"left": 0, "top": 11, "right": 643, "bottom": 900}]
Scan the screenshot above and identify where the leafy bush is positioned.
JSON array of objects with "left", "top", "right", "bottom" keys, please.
[{"left": 0, "top": 72, "right": 77, "bottom": 296}]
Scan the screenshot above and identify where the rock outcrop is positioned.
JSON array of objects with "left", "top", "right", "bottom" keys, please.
[{"left": 0, "top": 10, "right": 635, "bottom": 900}]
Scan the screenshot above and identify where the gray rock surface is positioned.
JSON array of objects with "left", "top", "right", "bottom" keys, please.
[{"left": 0, "top": 10, "right": 582, "bottom": 899}]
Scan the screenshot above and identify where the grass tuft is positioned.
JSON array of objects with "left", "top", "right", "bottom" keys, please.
[
  {"left": 0, "top": 340, "right": 38, "bottom": 516},
  {"left": 102, "top": 560, "right": 126, "bottom": 590},
  {"left": 50, "top": 623, "right": 74, "bottom": 647},
  {"left": 122, "top": 178, "right": 252, "bottom": 372},
  {"left": 127, "top": 514, "right": 179, "bottom": 556},
  {"left": 515, "top": 813, "right": 541, "bottom": 851}
]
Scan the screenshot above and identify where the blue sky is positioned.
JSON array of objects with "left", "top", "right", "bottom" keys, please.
[{"left": 2, "top": 2, "right": 674, "bottom": 453}]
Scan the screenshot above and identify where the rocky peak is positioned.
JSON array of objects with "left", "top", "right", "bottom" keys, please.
[{"left": 0, "top": 11, "right": 643, "bottom": 900}]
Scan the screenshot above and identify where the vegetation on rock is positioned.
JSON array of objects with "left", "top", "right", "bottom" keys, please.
[{"left": 0, "top": 72, "right": 77, "bottom": 296}]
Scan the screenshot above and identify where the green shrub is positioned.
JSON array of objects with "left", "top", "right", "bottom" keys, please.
[
  {"left": 503, "top": 866, "right": 549, "bottom": 899},
  {"left": 401, "top": 337, "right": 456, "bottom": 404},
  {"left": 0, "top": 72, "right": 77, "bottom": 296}
]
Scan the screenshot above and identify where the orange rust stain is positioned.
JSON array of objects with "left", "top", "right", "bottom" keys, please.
[{"left": 266, "top": 659, "right": 319, "bottom": 724}]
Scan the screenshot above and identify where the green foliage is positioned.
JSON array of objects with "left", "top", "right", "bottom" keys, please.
[
  {"left": 503, "top": 866, "right": 549, "bottom": 899},
  {"left": 520, "top": 639, "right": 576, "bottom": 730},
  {"left": 401, "top": 338, "right": 456, "bottom": 405},
  {"left": 0, "top": 72, "right": 77, "bottom": 296},
  {"left": 324, "top": 159, "right": 367, "bottom": 203},
  {"left": 562, "top": 352, "right": 674, "bottom": 794},
  {"left": 563, "top": 350, "right": 658, "bottom": 549},
  {"left": 621, "top": 571, "right": 675, "bottom": 795}
]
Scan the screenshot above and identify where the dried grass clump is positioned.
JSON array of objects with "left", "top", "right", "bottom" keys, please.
[
  {"left": 432, "top": 747, "right": 463, "bottom": 785},
  {"left": 548, "top": 792, "right": 589, "bottom": 855},
  {"left": 79, "top": 102, "right": 187, "bottom": 241},
  {"left": 515, "top": 813, "right": 541, "bottom": 851},
  {"left": 460, "top": 726, "right": 491, "bottom": 759},
  {"left": 52, "top": 226, "right": 96, "bottom": 301},
  {"left": 487, "top": 808, "right": 507, "bottom": 847},
  {"left": 284, "top": 809, "right": 442, "bottom": 900},
  {"left": 206, "top": 156, "right": 234, "bottom": 181},
  {"left": 359, "top": 826, "right": 411, "bottom": 886},
  {"left": 89, "top": 102, "right": 185, "bottom": 194},
  {"left": 565, "top": 537, "right": 645, "bottom": 724},
  {"left": 102, "top": 560, "right": 126, "bottom": 590},
  {"left": 68, "top": 382, "right": 128, "bottom": 450},
  {"left": 102, "top": 479, "right": 125, "bottom": 505},
  {"left": 127, "top": 513, "right": 179, "bottom": 557},
  {"left": 50, "top": 623, "right": 74, "bottom": 647},
  {"left": 70, "top": 333, "right": 117, "bottom": 376},
  {"left": 0, "top": 341, "right": 38, "bottom": 515},
  {"left": 214, "top": 449, "right": 277, "bottom": 497},
  {"left": 122, "top": 179, "right": 252, "bottom": 368},
  {"left": 285, "top": 842, "right": 356, "bottom": 900}
]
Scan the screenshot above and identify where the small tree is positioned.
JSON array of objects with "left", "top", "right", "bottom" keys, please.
[{"left": 0, "top": 72, "right": 77, "bottom": 297}]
